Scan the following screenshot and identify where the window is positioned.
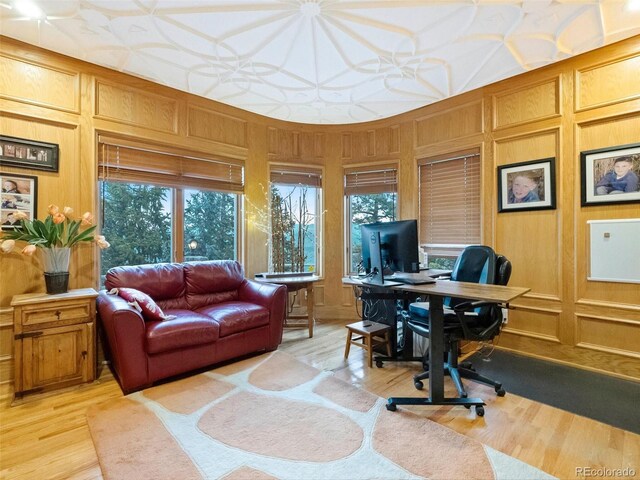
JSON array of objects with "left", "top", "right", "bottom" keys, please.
[
  {"left": 418, "top": 151, "right": 480, "bottom": 269},
  {"left": 269, "top": 165, "right": 322, "bottom": 274},
  {"left": 183, "top": 189, "right": 237, "bottom": 261},
  {"left": 344, "top": 165, "right": 398, "bottom": 273},
  {"left": 100, "top": 182, "right": 173, "bottom": 279},
  {"left": 98, "top": 135, "right": 243, "bottom": 280}
]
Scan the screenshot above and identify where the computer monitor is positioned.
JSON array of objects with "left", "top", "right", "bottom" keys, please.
[
  {"left": 360, "top": 219, "right": 420, "bottom": 274},
  {"left": 364, "top": 231, "right": 385, "bottom": 285}
]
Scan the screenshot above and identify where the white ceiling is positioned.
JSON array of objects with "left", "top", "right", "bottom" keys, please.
[{"left": 1, "top": 1, "right": 639, "bottom": 125}]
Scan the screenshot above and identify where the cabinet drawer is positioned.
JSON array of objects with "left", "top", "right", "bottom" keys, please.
[{"left": 21, "top": 302, "right": 90, "bottom": 327}]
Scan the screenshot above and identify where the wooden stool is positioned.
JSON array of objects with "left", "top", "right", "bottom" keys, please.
[{"left": 344, "top": 321, "right": 392, "bottom": 368}]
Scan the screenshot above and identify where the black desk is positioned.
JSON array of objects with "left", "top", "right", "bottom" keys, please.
[{"left": 385, "top": 281, "right": 529, "bottom": 414}]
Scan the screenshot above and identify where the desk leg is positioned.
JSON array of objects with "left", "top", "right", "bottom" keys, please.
[
  {"left": 428, "top": 296, "right": 445, "bottom": 402},
  {"left": 386, "top": 293, "right": 486, "bottom": 415},
  {"left": 307, "top": 283, "right": 314, "bottom": 338}
]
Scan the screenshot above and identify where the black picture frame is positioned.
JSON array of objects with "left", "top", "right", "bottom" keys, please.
[
  {"left": 1, "top": 172, "right": 38, "bottom": 230},
  {"left": 580, "top": 143, "right": 640, "bottom": 207},
  {"left": 497, "top": 158, "right": 556, "bottom": 213},
  {"left": 0, "top": 134, "right": 59, "bottom": 172}
]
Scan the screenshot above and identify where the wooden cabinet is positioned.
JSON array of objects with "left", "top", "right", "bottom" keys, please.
[{"left": 11, "top": 288, "right": 98, "bottom": 401}]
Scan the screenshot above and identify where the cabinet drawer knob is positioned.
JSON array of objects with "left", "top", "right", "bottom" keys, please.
[
  {"left": 55, "top": 310, "right": 62, "bottom": 319},
  {"left": 81, "top": 351, "right": 87, "bottom": 359}
]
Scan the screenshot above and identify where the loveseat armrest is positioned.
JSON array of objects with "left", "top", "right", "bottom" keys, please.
[
  {"left": 96, "top": 291, "right": 150, "bottom": 393},
  {"left": 238, "top": 279, "right": 287, "bottom": 348}
]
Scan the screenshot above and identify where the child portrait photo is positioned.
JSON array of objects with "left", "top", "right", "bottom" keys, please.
[
  {"left": 581, "top": 143, "right": 640, "bottom": 206},
  {"left": 498, "top": 158, "right": 556, "bottom": 212}
]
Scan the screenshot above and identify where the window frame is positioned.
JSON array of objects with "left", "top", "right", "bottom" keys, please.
[
  {"left": 417, "top": 149, "right": 481, "bottom": 267},
  {"left": 99, "top": 179, "right": 243, "bottom": 267},
  {"left": 343, "top": 162, "right": 399, "bottom": 275},
  {"left": 97, "top": 133, "right": 244, "bottom": 271},
  {"left": 268, "top": 162, "right": 324, "bottom": 277}
]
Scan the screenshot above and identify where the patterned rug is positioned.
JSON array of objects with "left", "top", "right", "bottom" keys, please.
[{"left": 87, "top": 351, "right": 555, "bottom": 480}]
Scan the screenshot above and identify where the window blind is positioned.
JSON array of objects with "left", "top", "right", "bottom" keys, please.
[
  {"left": 98, "top": 135, "right": 244, "bottom": 193},
  {"left": 419, "top": 153, "right": 481, "bottom": 256},
  {"left": 344, "top": 164, "right": 398, "bottom": 195},
  {"left": 270, "top": 165, "right": 322, "bottom": 187}
]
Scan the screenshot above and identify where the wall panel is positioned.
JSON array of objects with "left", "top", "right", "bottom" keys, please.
[
  {"left": 95, "top": 80, "right": 178, "bottom": 134},
  {"left": 503, "top": 309, "right": 561, "bottom": 343},
  {"left": 414, "top": 100, "right": 483, "bottom": 147},
  {"left": 575, "top": 54, "right": 640, "bottom": 111},
  {"left": 187, "top": 105, "right": 247, "bottom": 148},
  {"left": 492, "top": 77, "right": 560, "bottom": 129},
  {"left": 575, "top": 113, "right": 640, "bottom": 306},
  {"left": 0, "top": 53, "right": 79, "bottom": 113},
  {"left": 494, "top": 130, "right": 560, "bottom": 302},
  {"left": 576, "top": 315, "right": 640, "bottom": 358}
]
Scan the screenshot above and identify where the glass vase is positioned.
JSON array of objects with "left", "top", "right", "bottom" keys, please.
[
  {"left": 41, "top": 247, "right": 70, "bottom": 294},
  {"left": 41, "top": 247, "right": 71, "bottom": 272}
]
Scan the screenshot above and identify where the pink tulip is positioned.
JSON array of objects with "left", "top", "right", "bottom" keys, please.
[
  {"left": 22, "top": 245, "right": 36, "bottom": 256},
  {"left": 63, "top": 206, "right": 73, "bottom": 216},
  {"left": 48, "top": 204, "right": 59, "bottom": 215},
  {"left": 96, "top": 235, "right": 110, "bottom": 249},
  {"left": 52, "top": 213, "right": 66, "bottom": 224},
  {"left": 81, "top": 212, "right": 94, "bottom": 226},
  {"left": 1, "top": 240, "right": 15, "bottom": 253}
]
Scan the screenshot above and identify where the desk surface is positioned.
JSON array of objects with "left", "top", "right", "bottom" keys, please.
[
  {"left": 394, "top": 281, "right": 529, "bottom": 303},
  {"left": 254, "top": 275, "right": 320, "bottom": 285},
  {"left": 343, "top": 276, "right": 529, "bottom": 304}
]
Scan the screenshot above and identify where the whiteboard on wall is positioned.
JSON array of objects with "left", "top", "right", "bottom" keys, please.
[{"left": 588, "top": 219, "right": 640, "bottom": 284}]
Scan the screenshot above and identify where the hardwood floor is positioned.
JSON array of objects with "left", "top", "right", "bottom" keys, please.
[{"left": 1, "top": 318, "right": 638, "bottom": 479}]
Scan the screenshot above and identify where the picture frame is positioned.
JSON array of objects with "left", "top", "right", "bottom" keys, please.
[
  {"left": 0, "top": 134, "right": 59, "bottom": 172},
  {"left": 580, "top": 143, "right": 640, "bottom": 207},
  {"left": 497, "top": 157, "right": 556, "bottom": 212},
  {"left": 1, "top": 172, "right": 38, "bottom": 230}
]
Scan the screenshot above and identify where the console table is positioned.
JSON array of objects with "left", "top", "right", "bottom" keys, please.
[
  {"left": 11, "top": 288, "right": 98, "bottom": 403},
  {"left": 254, "top": 275, "right": 320, "bottom": 338}
]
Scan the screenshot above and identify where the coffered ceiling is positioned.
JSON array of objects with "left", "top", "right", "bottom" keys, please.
[{"left": 1, "top": 1, "right": 639, "bottom": 124}]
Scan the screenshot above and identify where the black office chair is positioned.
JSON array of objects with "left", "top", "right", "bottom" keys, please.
[{"left": 407, "top": 245, "right": 512, "bottom": 400}]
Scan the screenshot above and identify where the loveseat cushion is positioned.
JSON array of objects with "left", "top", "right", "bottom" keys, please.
[
  {"left": 184, "top": 261, "right": 244, "bottom": 309},
  {"left": 146, "top": 310, "right": 219, "bottom": 354},
  {"left": 106, "top": 263, "right": 188, "bottom": 308},
  {"left": 197, "top": 302, "right": 270, "bottom": 337}
]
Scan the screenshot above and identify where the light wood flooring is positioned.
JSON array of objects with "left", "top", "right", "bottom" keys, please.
[{"left": 1, "top": 318, "right": 638, "bottom": 479}]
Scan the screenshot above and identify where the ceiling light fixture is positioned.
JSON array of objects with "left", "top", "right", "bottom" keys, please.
[
  {"left": 14, "top": 0, "right": 44, "bottom": 19},
  {"left": 628, "top": 0, "right": 640, "bottom": 10}
]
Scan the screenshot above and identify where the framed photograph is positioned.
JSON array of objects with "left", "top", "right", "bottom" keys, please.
[
  {"left": 1, "top": 172, "right": 37, "bottom": 230},
  {"left": 498, "top": 158, "right": 556, "bottom": 212},
  {"left": 581, "top": 143, "right": 640, "bottom": 206},
  {"left": 0, "top": 135, "right": 59, "bottom": 172}
]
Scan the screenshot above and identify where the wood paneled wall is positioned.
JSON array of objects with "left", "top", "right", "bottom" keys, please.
[{"left": 0, "top": 35, "right": 638, "bottom": 391}]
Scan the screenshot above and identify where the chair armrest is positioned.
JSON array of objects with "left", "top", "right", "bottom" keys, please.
[
  {"left": 96, "top": 291, "right": 149, "bottom": 393},
  {"left": 238, "top": 280, "right": 287, "bottom": 348},
  {"left": 452, "top": 300, "right": 503, "bottom": 341}
]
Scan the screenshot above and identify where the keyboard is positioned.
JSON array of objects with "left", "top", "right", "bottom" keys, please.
[
  {"left": 360, "top": 280, "right": 403, "bottom": 288},
  {"left": 388, "top": 273, "right": 436, "bottom": 285}
]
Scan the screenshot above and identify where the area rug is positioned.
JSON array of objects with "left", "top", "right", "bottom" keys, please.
[{"left": 87, "top": 352, "right": 555, "bottom": 480}]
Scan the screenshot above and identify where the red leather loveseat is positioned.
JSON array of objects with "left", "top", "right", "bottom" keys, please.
[{"left": 96, "top": 260, "right": 287, "bottom": 393}]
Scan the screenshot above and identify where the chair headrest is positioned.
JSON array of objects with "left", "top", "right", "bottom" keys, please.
[{"left": 495, "top": 255, "right": 512, "bottom": 286}]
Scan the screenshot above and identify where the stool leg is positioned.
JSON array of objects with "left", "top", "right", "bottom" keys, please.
[
  {"left": 366, "top": 334, "right": 373, "bottom": 368},
  {"left": 344, "top": 330, "right": 353, "bottom": 359}
]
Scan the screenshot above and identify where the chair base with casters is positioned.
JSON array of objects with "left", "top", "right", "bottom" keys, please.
[{"left": 412, "top": 337, "right": 506, "bottom": 398}]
